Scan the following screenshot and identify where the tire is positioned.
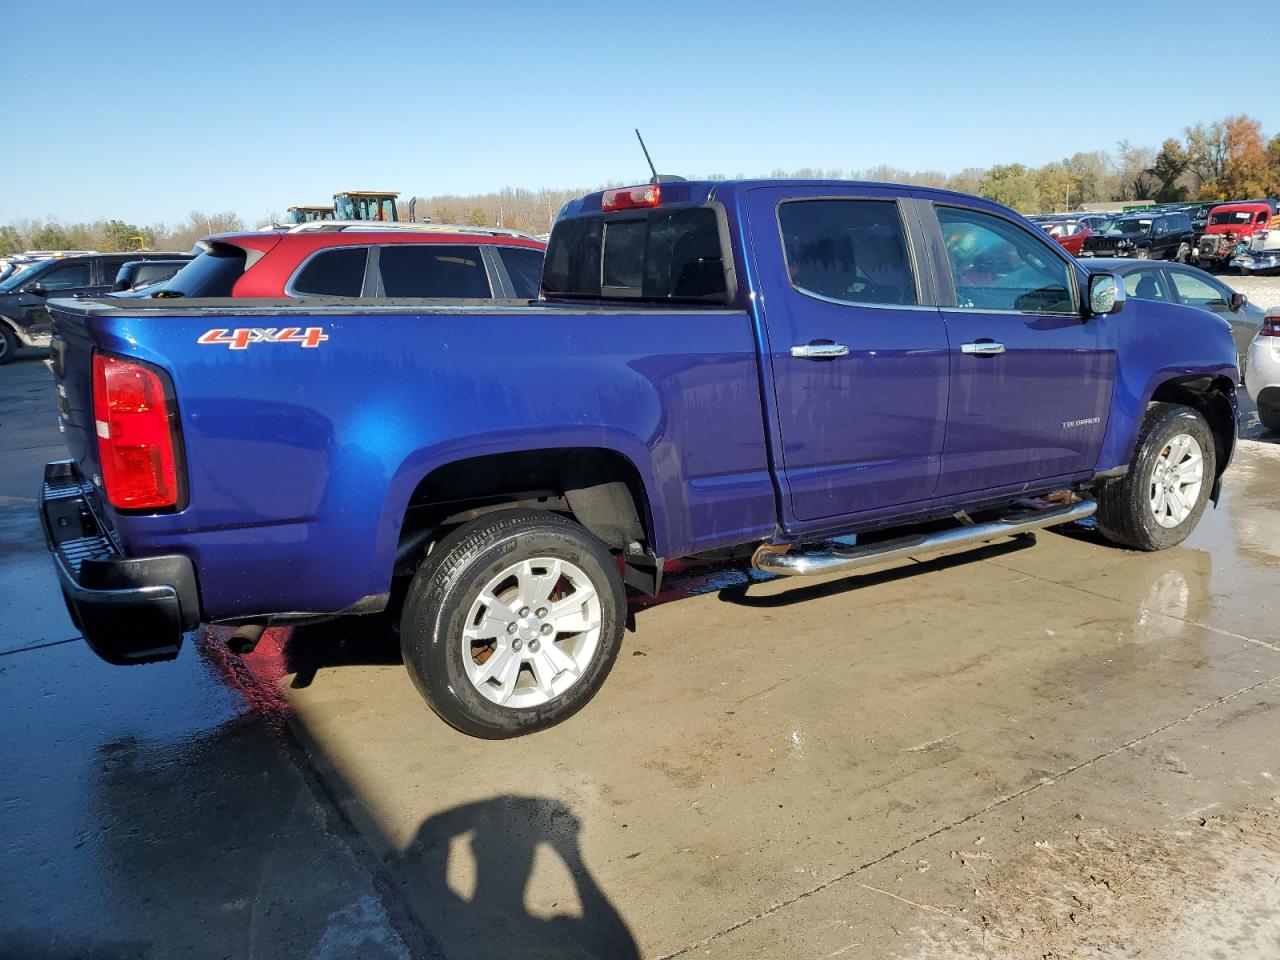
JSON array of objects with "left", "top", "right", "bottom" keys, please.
[
  {"left": 1096, "top": 403, "right": 1216, "bottom": 551},
  {"left": 1175, "top": 243, "right": 1190, "bottom": 264},
  {"left": 0, "top": 325, "right": 16, "bottom": 365},
  {"left": 1136, "top": 248, "right": 1151, "bottom": 260},
  {"left": 1260, "top": 405, "right": 1280, "bottom": 433},
  {"left": 400, "top": 509, "right": 626, "bottom": 738}
]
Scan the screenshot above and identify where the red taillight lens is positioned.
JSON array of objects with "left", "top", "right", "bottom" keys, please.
[
  {"left": 1262, "top": 318, "right": 1280, "bottom": 338},
  {"left": 602, "top": 184, "right": 661, "bottom": 212},
  {"left": 92, "top": 354, "right": 182, "bottom": 510}
]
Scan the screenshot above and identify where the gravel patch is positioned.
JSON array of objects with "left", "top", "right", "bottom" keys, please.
[{"left": 1228, "top": 275, "right": 1280, "bottom": 313}]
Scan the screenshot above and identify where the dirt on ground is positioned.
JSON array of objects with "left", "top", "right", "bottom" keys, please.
[{"left": 901, "top": 803, "right": 1280, "bottom": 959}]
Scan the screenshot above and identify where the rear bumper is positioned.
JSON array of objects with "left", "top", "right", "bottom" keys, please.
[{"left": 40, "top": 460, "right": 200, "bottom": 665}]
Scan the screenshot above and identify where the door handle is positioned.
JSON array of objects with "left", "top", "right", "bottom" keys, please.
[
  {"left": 961, "top": 341, "right": 1006, "bottom": 356},
  {"left": 791, "top": 341, "right": 849, "bottom": 360}
]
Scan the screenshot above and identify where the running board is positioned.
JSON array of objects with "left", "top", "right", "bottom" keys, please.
[{"left": 752, "top": 499, "right": 1097, "bottom": 578}]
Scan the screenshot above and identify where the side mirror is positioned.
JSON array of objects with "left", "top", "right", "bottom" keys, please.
[
  {"left": 1230, "top": 292, "right": 1247, "bottom": 313},
  {"left": 25, "top": 282, "right": 49, "bottom": 297},
  {"left": 1088, "top": 273, "right": 1125, "bottom": 317}
]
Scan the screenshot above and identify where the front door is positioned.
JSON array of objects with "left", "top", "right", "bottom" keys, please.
[
  {"left": 746, "top": 186, "right": 949, "bottom": 524},
  {"left": 925, "top": 201, "right": 1114, "bottom": 499},
  {"left": 20, "top": 260, "right": 96, "bottom": 337}
]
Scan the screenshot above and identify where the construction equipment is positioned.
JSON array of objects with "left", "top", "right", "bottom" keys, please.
[
  {"left": 287, "top": 205, "right": 337, "bottom": 225},
  {"left": 333, "top": 191, "right": 399, "bottom": 222}
]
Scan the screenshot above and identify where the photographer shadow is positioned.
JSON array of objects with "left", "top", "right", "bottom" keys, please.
[{"left": 398, "top": 795, "right": 640, "bottom": 960}]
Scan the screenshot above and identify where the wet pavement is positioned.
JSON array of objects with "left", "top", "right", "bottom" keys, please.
[
  {"left": 3, "top": 352, "right": 1280, "bottom": 958},
  {"left": 0, "top": 356, "right": 419, "bottom": 960}
]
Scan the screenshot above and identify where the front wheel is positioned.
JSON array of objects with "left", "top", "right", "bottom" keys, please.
[
  {"left": 1175, "top": 243, "right": 1190, "bottom": 264},
  {"left": 400, "top": 509, "right": 626, "bottom": 738},
  {"left": 1136, "top": 248, "right": 1151, "bottom": 260},
  {"left": 1096, "top": 403, "right": 1216, "bottom": 551}
]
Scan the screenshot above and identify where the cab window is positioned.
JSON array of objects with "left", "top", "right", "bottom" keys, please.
[
  {"left": 936, "top": 206, "right": 1075, "bottom": 314},
  {"left": 778, "top": 199, "right": 917, "bottom": 306}
]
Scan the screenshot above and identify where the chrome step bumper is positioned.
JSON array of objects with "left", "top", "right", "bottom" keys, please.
[{"left": 753, "top": 499, "right": 1097, "bottom": 577}]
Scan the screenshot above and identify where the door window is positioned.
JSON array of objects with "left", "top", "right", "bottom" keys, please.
[
  {"left": 379, "top": 245, "right": 491, "bottom": 298},
  {"left": 291, "top": 247, "right": 369, "bottom": 296},
  {"left": 1168, "top": 270, "right": 1228, "bottom": 308},
  {"left": 937, "top": 206, "right": 1075, "bottom": 314},
  {"left": 777, "top": 199, "right": 917, "bottom": 306},
  {"left": 1123, "top": 269, "right": 1171, "bottom": 302},
  {"left": 37, "top": 262, "right": 91, "bottom": 290},
  {"left": 497, "top": 246, "right": 545, "bottom": 299}
]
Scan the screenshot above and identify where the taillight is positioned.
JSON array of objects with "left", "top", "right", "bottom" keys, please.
[
  {"left": 602, "top": 184, "right": 661, "bottom": 212},
  {"left": 92, "top": 353, "right": 183, "bottom": 510},
  {"left": 1262, "top": 318, "right": 1280, "bottom": 338}
]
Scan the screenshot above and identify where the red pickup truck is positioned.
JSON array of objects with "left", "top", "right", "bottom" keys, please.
[{"left": 1196, "top": 202, "right": 1274, "bottom": 271}]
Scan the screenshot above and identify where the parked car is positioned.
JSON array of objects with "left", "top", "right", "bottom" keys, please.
[
  {"left": 1040, "top": 220, "right": 1092, "bottom": 256},
  {"left": 111, "top": 257, "right": 194, "bottom": 293},
  {"left": 42, "top": 179, "right": 1237, "bottom": 737},
  {"left": 1230, "top": 228, "right": 1280, "bottom": 275},
  {"left": 1091, "top": 257, "right": 1264, "bottom": 360},
  {"left": 0, "top": 251, "right": 186, "bottom": 364},
  {"left": 1181, "top": 201, "right": 1222, "bottom": 235},
  {"left": 1196, "top": 202, "right": 1274, "bottom": 271},
  {"left": 146, "top": 223, "right": 546, "bottom": 300},
  {"left": 1079, "top": 212, "right": 1195, "bottom": 261},
  {"left": 1245, "top": 306, "right": 1280, "bottom": 432}
]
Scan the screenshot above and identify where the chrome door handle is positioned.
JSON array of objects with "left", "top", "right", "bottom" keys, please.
[
  {"left": 961, "top": 341, "right": 1006, "bottom": 356},
  {"left": 791, "top": 342, "right": 849, "bottom": 360}
]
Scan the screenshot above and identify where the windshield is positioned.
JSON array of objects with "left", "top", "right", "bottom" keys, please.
[
  {"left": 1101, "top": 219, "right": 1152, "bottom": 236},
  {"left": 1209, "top": 210, "right": 1255, "bottom": 226},
  {"left": 0, "top": 261, "right": 48, "bottom": 292}
]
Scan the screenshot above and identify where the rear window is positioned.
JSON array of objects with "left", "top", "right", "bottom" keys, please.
[
  {"left": 292, "top": 247, "right": 368, "bottom": 297},
  {"left": 160, "top": 245, "right": 247, "bottom": 298},
  {"left": 497, "top": 246, "right": 545, "bottom": 299},
  {"left": 543, "top": 207, "right": 728, "bottom": 302},
  {"left": 378, "top": 245, "right": 491, "bottom": 298}
]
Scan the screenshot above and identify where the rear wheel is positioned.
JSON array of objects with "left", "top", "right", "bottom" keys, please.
[
  {"left": 0, "top": 325, "right": 16, "bottom": 365},
  {"left": 400, "top": 509, "right": 626, "bottom": 738},
  {"left": 1096, "top": 403, "right": 1215, "bottom": 551}
]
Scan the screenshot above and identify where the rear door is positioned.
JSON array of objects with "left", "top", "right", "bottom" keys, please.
[
  {"left": 923, "top": 200, "right": 1114, "bottom": 499},
  {"left": 745, "top": 185, "right": 949, "bottom": 524}
]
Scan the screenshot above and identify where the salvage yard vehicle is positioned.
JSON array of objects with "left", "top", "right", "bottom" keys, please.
[
  {"left": 1230, "top": 227, "right": 1280, "bottom": 275},
  {"left": 111, "top": 257, "right": 194, "bottom": 293},
  {"left": 1095, "top": 257, "right": 1264, "bottom": 360},
  {"left": 1196, "top": 202, "right": 1273, "bottom": 271},
  {"left": 142, "top": 224, "right": 546, "bottom": 300},
  {"left": 0, "top": 251, "right": 187, "bottom": 364},
  {"left": 41, "top": 179, "right": 1238, "bottom": 738},
  {"left": 1245, "top": 306, "right": 1280, "bottom": 431},
  {"left": 1039, "top": 219, "right": 1091, "bottom": 256},
  {"left": 1080, "top": 211, "right": 1195, "bottom": 261}
]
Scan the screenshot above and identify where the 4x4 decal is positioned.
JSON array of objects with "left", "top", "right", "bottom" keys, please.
[{"left": 197, "top": 327, "right": 329, "bottom": 350}]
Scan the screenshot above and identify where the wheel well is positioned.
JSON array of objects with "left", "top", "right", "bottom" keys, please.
[
  {"left": 397, "top": 447, "right": 653, "bottom": 571},
  {"left": 1258, "top": 385, "right": 1280, "bottom": 416},
  {"left": 1149, "top": 375, "right": 1236, "bottom": 486}
]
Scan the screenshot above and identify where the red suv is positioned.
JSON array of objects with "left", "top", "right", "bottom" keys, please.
[{"left": 148, "top": 224, "right": 547, "bottom": 300}]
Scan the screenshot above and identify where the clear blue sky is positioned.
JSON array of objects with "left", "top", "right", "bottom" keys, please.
[{"left": 3, "top": 0, "right": 1275, "bottom": 226}]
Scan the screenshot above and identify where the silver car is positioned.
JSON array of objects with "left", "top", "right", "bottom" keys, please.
[{"left": 1245, "top": 305, "right": 1280, "bottom": 432}]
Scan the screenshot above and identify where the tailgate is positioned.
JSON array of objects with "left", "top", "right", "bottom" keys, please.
[{"left": 48, "top": 300, "right": 103, "bottom": 485}]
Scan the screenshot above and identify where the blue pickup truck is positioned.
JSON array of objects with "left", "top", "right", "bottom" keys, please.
[{"left": 42, "top": 179, "right": 1238, "bottom": 737}]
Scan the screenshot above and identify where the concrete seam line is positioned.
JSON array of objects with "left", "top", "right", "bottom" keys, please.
[
  {"left": 0, "top": 636, "right": 82, "bottom": 658},
  {"left": 655, "top": 673, "right": 1280, "bottom": 960}
]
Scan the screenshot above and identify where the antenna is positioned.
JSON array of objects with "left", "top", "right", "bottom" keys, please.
[{"left": 635, "top": 129, "right": 659, "bottom": 184}]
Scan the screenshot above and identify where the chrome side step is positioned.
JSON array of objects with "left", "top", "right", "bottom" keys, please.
[{"left": 752, "top": 499, "right": 1097, "bottom": 577}]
